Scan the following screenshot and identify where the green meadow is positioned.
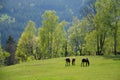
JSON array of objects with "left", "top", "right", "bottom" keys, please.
[{"left": 0, "top": 56, "right": 120, "bottom": 80}]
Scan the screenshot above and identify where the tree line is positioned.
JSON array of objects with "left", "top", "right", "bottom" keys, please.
[{"left": 0, "top": 0, "right": 120, "bottom": 65}]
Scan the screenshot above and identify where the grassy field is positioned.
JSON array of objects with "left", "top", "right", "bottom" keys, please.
[{"left": 0, "top": 55, "right": 120, "bottom": 80}]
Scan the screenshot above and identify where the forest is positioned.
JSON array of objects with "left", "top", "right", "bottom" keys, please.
[{"left": 0, "top": 0, "right": 120, "bottom": 66}]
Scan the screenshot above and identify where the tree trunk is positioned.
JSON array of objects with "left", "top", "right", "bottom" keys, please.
[
  {"left": 99, "top": 33, "right": 106, "bottom": 55},
  {"left": 96, "top": 33, "right": 106, "bottom": 55},
  {"left": 113, "top": 20, "right": 118, "bottom": 55},
  {"left": 113, "top": 29, "right": 117, "bottom": 55},
  {"left": 96, "top": 35, "right": 99, "bottom": 55},
  {"left": 65, "top": 40, "right": 68, "bottom": 57}
]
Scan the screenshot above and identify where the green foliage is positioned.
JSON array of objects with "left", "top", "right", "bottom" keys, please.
[
  {"left": 68, "top": 17, "right": 89, "bottom": 55},
  {"left": 68, "top": 17, "right": 82, "bottom": 55},
  {"left": 85, "top": 30, "right": 97, "bottom": 55},
  {"left": 0, "top": 49, "right": 10, "bottom": 65},
  {"left": 16, "top": 20, "right": 36, "bottom": 62},
  {"left": 53, "top": 21, "right": 68, "bottom": 57},
  {"left": 38, "top": 10, "right": 67, "bottom": 59},
  {"left": 94, "top": 0, "right": 120, "bottom": 55},
  {"left": 27, "top": 55, "right": 35, "bottom": 61}
]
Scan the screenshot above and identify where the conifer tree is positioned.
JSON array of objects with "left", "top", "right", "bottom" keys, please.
[
  {"left": 0, "top": 34, "right": 10, "bottom": 65},
  {"left": 4, "top": 35, "right": 16, "bottom": 65}
]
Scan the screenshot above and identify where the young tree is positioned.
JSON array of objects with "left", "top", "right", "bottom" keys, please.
[
  {"left": 38, "top": 10, "right": 68, "bottom": 58},
  {"left": 53, "top": 21, "right": 67, "bottom": 57},
  {"left": 68, "top": 17, "right": 87, "bottom": 55},
  {"left": 38, "top": 10, "right": 59, "bottom": 58},
  {"left": 16, "top": 20, "right": 36, "bottom": 62},
  {"left": 68, "top": 17, "right": 80, "bottom": 55}
]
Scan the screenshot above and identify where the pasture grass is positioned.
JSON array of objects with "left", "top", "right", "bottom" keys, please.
[{"left": 0, "top": 55, "right": 120, "bottom": 80}]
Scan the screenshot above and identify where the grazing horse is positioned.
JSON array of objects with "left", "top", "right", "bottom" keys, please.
[
  {"left": 81, "top": 58, "right": 90, "bottom": 67},
  {"left": 72, "top": 58, "right": 76, "bottom": 65},
  {"left": 65, "top": 57, "right": 70, "bottom": 66}
]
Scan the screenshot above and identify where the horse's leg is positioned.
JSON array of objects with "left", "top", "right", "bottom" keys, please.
[
  {"left": 73, "top": 61, "right": 75, "bottom": 65},
  {"left": 68, "top": 62, "right": 70, "bottom": 66},
  {"left": 86, "top": 62, "right": 87, "bottom": 66},
  {"left": 81, "top": 62, "right": 83, "bottom": 67},
  {"left": 66, "top": 62, "right": 69, "bottom": 66},
  {"left": 72, "top": 61, "right": 75, "bottom": 65},
  {"left": 88, "top": 60, "right": 90, "bottom": 66},
  {"left": 86, "top": 62, "right": 89, "bottom": 66},
  {"left": 65, "top": 62, "right": 67, "bottom": 66}
]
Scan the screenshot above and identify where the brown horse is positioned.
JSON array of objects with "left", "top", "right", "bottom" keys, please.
[
  {"left": 65, "top": 57, "right": 70, "bottom": 66},
  {"left": 81, "top": 58, "right": 90, "bottom": 67}
]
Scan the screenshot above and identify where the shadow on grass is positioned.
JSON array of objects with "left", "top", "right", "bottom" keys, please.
[{"left": 103, "top": 55, "right": 120, "bottom": 61}]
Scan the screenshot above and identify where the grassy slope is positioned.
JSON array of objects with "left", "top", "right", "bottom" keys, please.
[{"left": 0, "top": 56, "right": 120, "bottom": 80}]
